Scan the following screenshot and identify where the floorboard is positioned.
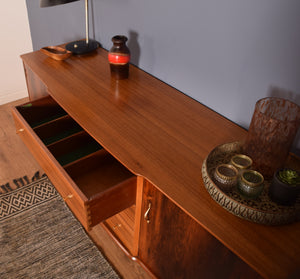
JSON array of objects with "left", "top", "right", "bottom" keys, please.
[{"left": 0, "top": 98, "right": 43, "bottom": 192}]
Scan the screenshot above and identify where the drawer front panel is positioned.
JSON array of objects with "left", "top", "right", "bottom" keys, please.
[
  {"left": 89, "top": 176, "right": 137, "bottom": 227},
  {"left": 64, "top": 192, "right": 90, "bottom": 229}
]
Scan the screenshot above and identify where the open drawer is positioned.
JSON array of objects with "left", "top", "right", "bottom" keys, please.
[{"left": 12, "top": 96, "right": 136, "bottom": 230}]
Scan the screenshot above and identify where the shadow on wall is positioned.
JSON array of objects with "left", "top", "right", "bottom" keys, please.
[
  {"left": 268, "top": 86, "right": 300, "bottom": 157},
  {"left": 90, "top": 0, "right": 96, "bottom": 43},
  {"left": 128, "top": 30, "right": 140, "bottom": 67},
  {"left": 268, "top": 86, "right": 300, "bottom": 105}
]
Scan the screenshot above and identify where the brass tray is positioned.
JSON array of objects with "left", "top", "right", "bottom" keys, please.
[{"left": 202, "top": 141, "right": 300, "bottom": 225}]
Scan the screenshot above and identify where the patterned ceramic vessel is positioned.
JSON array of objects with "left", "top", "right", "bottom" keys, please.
[
  {"left": 237, "top": 170, "right": 264, "bottom": 199},
  {"left": 230, "top": 154, "right": 252, "bottom": 172},
  {"left": 214, "top": 164, "right": 238, "bottom": 192}
]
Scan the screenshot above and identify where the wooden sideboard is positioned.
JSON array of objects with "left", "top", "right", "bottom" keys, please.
[{"left": 12, "top": 47, "right": 300, "bottom": 278}]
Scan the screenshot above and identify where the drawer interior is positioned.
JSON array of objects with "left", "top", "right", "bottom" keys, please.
[
  {"left": 47, "top": 132, "right": 102, "bottom": 166},
  {"left": 64, "top": 150, "right": 134, "bottom": 199},
  {"left": 17, "top": 96, "right": 67, "bottom": 128},
  {"left": 16, "top": 96, "right": 135, "bottom": 201},
  {"left": 33, "top": 115, "right": 83, "bottom": 145}
]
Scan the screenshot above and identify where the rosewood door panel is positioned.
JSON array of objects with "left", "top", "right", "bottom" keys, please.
[{"left": 138, "top": 181, "right": 260, "bottom": 279}]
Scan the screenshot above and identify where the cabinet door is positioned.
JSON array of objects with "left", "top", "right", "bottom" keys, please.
[{"left": 138, "top": 181, "right": 260, "bottom": 279}]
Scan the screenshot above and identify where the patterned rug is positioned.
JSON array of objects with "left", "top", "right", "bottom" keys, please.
[{"left": 0, "top": 176, "right": 120, "bottom": 279}]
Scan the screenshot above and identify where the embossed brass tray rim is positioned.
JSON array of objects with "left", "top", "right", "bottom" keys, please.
[{"left": 202, "top": 141, "right": 300, "bottom": 226}]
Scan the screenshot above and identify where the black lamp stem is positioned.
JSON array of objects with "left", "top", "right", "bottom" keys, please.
[
  {"left": 65, "top": 0, "right": 99, "bottom": 54},
  {"left": 40, "top": 0, "right": 99, "bottom": 54}
]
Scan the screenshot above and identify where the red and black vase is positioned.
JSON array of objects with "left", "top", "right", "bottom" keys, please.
[{"left": 108, "top": 35, "right": 130, "bottom": 80}]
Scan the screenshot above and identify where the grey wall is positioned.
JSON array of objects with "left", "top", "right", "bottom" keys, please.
[{"left": 26, "top": 0, "right": 300, "bottom": 153}]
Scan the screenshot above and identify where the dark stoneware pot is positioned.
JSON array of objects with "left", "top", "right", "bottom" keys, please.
[{"left": 269, "top": 169, "right": 300, "bottom": 206}]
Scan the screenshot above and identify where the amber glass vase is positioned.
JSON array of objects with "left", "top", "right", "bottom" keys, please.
[
  {"left": 108, "top": 35, "right": 130, "bottom": 80},
  {"left": 244, "top": 97, "right": 300, "bottom": 178}
]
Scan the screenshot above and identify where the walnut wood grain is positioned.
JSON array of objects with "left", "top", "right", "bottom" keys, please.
[
  {"left": 139, "top": 180, "right": 260, "bottom": 279},
  {"left": 20, "top": 48, "right": 300, "bottom": 278}
]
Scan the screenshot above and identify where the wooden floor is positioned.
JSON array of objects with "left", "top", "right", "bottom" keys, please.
[
  {"left": 0, "top": 98, "right": 151, "bottom": 279},
  {"left": 0, "top": 98, "right": 43, "bottom": 191}
]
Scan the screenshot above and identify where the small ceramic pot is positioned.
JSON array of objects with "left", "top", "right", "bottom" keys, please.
[
  {"left": 214, "top": 164, "right": 238, "bottom": 192},
  {"left": 108, "top": 35, "right": 130, "bottom": 80},
  {"left": 269, "top": 169, "right": 300, "bottom": 206},
  {"left": 230, "top": 154, "right": 252, "bottom": 172},
  {"left": 237, "top": 170, "right": 264, "bottom": 199}
]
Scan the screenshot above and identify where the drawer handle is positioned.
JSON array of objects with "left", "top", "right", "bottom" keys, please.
[
  {"left": 63, "top": 194, "right": 73, "bottom": 201},
  {"left": 17, "top": 128, "right": 25, "bottom": 133},
  {"left": 113, "top": 224, "right": 122, "bottom": 230},
  {"left": 144, "top": 202, "right": 151, "bottom": 224}
]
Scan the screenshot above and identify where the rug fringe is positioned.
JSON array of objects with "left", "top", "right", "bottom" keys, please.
[{"left": 0, "top": 171, "right": 46, "bottom": 194}]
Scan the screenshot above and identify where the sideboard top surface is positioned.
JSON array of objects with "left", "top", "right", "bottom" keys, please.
[{"left": 21, "top": 48, "right": 300, "bottom": 278}]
